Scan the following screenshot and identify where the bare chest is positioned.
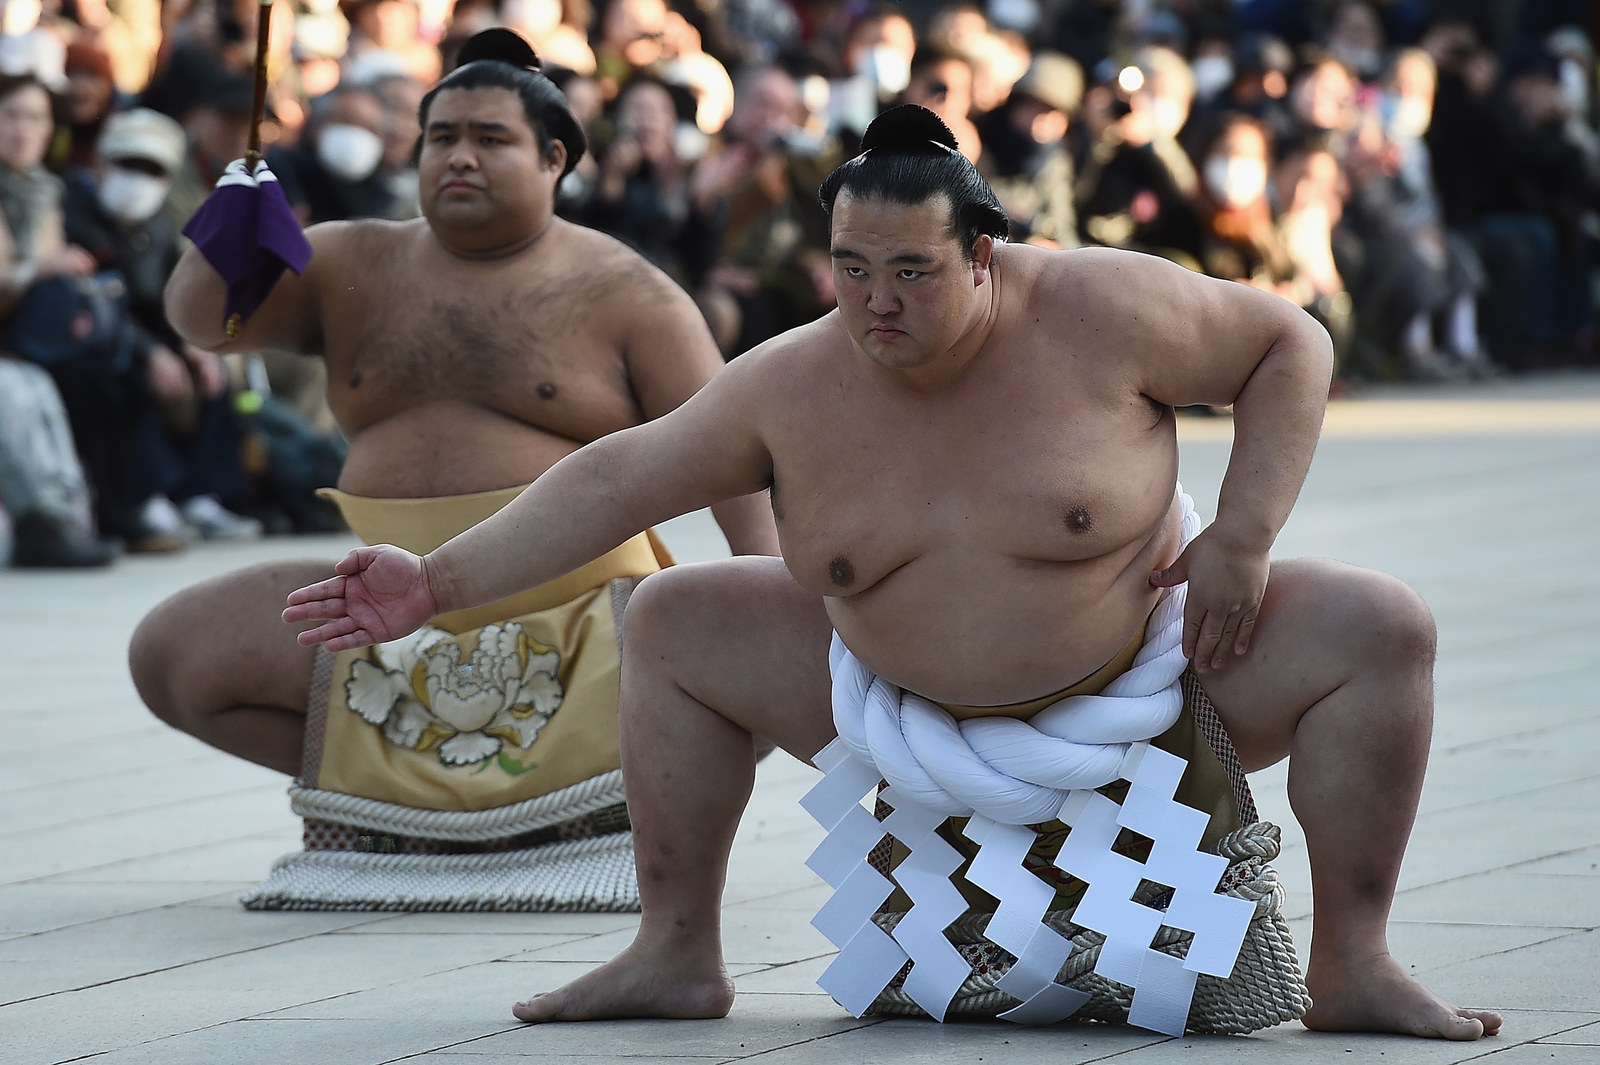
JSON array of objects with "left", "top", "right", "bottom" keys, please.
[
  {"left": 769, "top": 365, "right": 1175, "bottom": 597},
  {"left": 317, "top": 265, "right": 639, "bottom": 440}
]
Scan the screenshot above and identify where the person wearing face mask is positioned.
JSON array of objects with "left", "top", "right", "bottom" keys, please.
[
  {"left": 1324, "top": 0, "right": 1388, "bottom": 84},
  {"left": 828, "top": 5, "right": 917, "bottom": 138},
  {"left": 267, "top": 84, "right": 396, "bottom": 225},
  {"left": 1195, "top": 114, "right": 1301, "bottom": 307},
  {"left": 1376, "top": 47, "right": 1494, "bottom": 377},
  {"left": 61, "top": 107, "right": 265, "bottom": 542},
  {"left": 0, "top": 74, "right": 199, "bottom": 556}
]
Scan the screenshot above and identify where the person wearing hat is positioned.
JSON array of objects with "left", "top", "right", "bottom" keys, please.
[
  {"left": 1184, "top": 30, "right": 1298, "bottom": 162},
  {"left": 266, "top": 83, "right": 397, "bottom": 225},
  {"left": 57, "top": 40, "right": 124, "bottom": 172},
  {"left": 155, "top": 63, "right": 258, "bottom": 240},
  {"left": 63, "top": 107, "right": 264, "bottom": 542},
  {"left": 976, "top": 49, "right": 1081, "bottom": 248}
]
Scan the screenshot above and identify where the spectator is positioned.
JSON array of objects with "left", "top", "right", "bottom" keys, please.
[
  {"left": 269, "top": 84, "right": 397, "bottom": 223},
  {"left": 1426, "top": 22, "right": 1594, "bottom": 369},
  {"left": 1194, "top": 112, "right": 1298, "bottom": 294},
  {"left": 694, "top": 63, "right": 839, "bottom": 355},
  {"left": 1185, "top": 30, "right": 1298, "bottom": 164},
  {"left": 340, "top": 0, "right": 441, "bottom": 85},
  {"left": 1289, "top": 50, "right": 1364, "bottom": 142},
  {"left": 1075, "top": 60, "right": 1205, "bottom": 267},
  {"left": 573, "top": 75, "right": 721, "bottom": 323},
  {"left": 901, "top": 45, "right": 981, "bottom": 161},
  {"left": 1379, "top": 46, "right": 1494, "bottom": 375},
  {"left": 0, "top": 358, "right": 116, "bottom": 566},
  {"left": 976, "top": 49, "right": 1081, "bottom": 248},
  {"left": 826, "top": 5, "right": 916, "bottom": 137},
  {"left": 1131, "top": 44, "right": 1200, "bottom": 196},
  {"left": 141, "top": 0, "right": 297, "bottom": 132},
  {"left": 0, "top": 74, "right": 185, "bottom": 553},
  {"left": 593, "top": 0, "right": 673, "bottom": 97},
  {"left": 63, "top": 107, "right": 263, "bottom": 541},
  {"left": 549, "top": 66, "right": 604, "bottom": 211},
  {"left": 1271, "top": 134, "right": 1355, "bottom": 374},
  {"left": 370, "top": 70, "right": 425, "bottom": 219},
  {"left": 56, "top": 40, "right": 122, "bottom": 172},
  {"left": 1324, "top": 0, "right": 1388, "bottom": 84},
  {"left": 158, "top": 63, "right": 255, "bottom": 235},
  {"left": 499, "top": 0, "right": 596, "bottom": 74},
  {"left": 69, "top": 0, "right": 164, "bottom": 98}
]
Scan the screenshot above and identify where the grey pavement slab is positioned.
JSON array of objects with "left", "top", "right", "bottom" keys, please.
[{"left": 2, "top": 371, "right": 1598, "bottom": 1064}]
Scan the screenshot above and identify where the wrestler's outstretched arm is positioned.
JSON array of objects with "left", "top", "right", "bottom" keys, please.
[{"left": 284, "top": 352, "right": 775, "bottom": 650}]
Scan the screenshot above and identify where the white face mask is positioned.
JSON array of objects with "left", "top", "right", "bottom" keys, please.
[
  {"left": 1204, "top": 154, "right": 1267, "bottom": 208},
  {"left": 987, "top": 0, "right": 1038, "bottom": 34},
  {"left": 97, "top": 166, "right": 171, "bottom": 224},
  {"left": 861, "top": 45, "right": 911, "bottom": 97},
  {"left": 1191, "top": 55, "right": 1234, "bottom": 100},
  {"left": 317, "top": 123, "right": 385, "bottom": 182},
  {"left": 1559, "top": 59, "right": 1589, "bottom": 118},
  {"left": 1150, "top": 96, "right": 1188, "bottom": 139},
  {"left": 1384, "top": 92, "right": 1431, "bottom": 140}
]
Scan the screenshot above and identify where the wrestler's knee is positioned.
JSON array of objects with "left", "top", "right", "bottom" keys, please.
[
  {"left": 620, "top": 566, "right": 707, "bottom": 657},
  {"left": 1280, "top": 560, "right": 1436, "bottom": 672},
  {"left": 128, "top": 594, "right": 191, "bottom": 729},
  {"left": 1342, "top": 568, "right": 1437, "bottom": 674}
]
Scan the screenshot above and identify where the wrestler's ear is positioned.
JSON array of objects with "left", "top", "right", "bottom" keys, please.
[
  {"left": 544, "top": 139, "right": 568, "bottom": 176},
  {"left": 971, "top": 234, "right": 994, "bottom": 287}
]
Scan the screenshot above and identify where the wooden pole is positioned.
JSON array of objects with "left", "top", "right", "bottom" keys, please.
[{"left": 244, "top": 0, "right": 273, "bottom": 168}]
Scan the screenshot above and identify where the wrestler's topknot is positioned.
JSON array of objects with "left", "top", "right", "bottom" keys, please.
[
  {"left": 454, "top": 27, "right": 541, "bottom": 72},
  {"left": 859, "top": 105, "right": 960, "bottom": 156},
  {"left": 818, "top": 104, "right": 1008, "bottom": 256}
]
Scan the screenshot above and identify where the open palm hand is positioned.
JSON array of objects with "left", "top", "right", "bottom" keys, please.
[{"left": 283, "top": 544, "right": 440, "bottom": 651}]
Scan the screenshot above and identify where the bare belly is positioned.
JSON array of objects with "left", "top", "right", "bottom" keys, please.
[
  {"left": 825, "top": 500, "right": 1181, "bottom": 706},
  {"left": 336, "top": 402, "right": 586, "bottom": 498}
]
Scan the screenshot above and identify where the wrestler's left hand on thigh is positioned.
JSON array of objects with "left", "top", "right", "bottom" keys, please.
[{"left": 1151, "top": 526, "right": 1269, "bottom": 671}]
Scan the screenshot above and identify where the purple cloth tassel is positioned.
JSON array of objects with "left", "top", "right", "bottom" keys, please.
[{"left": 181, "top": 159, "right": 313, "bottom": 335}]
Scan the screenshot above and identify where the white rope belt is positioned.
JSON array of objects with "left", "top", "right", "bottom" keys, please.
[{"left": 802, "top": 488, "right": 1253, "bottom": 1035}]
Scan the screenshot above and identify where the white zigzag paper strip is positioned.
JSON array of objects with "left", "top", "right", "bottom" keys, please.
[
  {"left": 802, "top": 488, "right": 1252, "bottom": 1031},
  {"left": 963, "top": 814, "right": 1090, "bottom": 1024}
]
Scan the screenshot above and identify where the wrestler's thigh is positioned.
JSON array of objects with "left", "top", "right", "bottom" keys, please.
[
  {"left": 1193, "top": 557, "right": 1436, "bottom": 772},
  {"left": 622, "top": 556, "right": 837, "bottom": 763},
  {"left": 129, "top": 558, "right": 334, "bottom": 721}
]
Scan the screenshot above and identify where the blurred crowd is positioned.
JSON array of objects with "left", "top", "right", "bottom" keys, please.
[{"left": 0, "top": 0, "right": 1595, "bottom": 568}]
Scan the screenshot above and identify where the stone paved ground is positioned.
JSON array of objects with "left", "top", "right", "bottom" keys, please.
[{"left": 4, "top": 371, "right": 1599, "bottom": 1065}]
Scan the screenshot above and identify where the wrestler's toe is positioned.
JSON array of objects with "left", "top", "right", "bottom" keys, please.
[{"left": 511, "top": 993, "right": 566, "bottom": 1023}]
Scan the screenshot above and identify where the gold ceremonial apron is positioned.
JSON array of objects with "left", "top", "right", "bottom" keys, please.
[{"left": 303, "top": 486, "right": 673, "bottom": 812}]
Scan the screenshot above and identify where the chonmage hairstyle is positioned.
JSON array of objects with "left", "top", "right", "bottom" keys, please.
[
  {"left": 818, "top": 105, "right": 1008, "bottom": 257},
  {"left": 417, "top": 28, "right": 587, "bottom": 175}
]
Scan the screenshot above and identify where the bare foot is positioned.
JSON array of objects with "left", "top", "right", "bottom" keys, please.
[
  {"left": 1303, "top": 951, "right": 1502, "bottom": 1040},
  {"left": 511, "top": 941, "right": 735, "bottom": 1023}
]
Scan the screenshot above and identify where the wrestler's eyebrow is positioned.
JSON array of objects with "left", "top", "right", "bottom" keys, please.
[
  {"left": 426, "top": 119, "right": 517, "bottom": 136},
  {"left": 830, "top": 248, "right": 936, "bottom": 266}
]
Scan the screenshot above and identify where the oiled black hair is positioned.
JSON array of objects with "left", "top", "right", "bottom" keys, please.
[
  {"left": 417, "top": 28, "right": 586, "bottom": 175},
  {"left": 818, "top": 105, "right": 1008, "bottom": 258}
]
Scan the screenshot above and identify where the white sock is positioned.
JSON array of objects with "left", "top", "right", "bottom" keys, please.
[
  {"left": 1448, "top": 294, "right": 1481, "bottom": 359},
  {"left": 1404, "top": 312, "right": 1433, "bottom": 356}
]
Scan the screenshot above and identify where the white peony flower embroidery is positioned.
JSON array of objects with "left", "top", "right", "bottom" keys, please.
[{"left": 342, "top": 621, "right": 564, "bottom": 769}]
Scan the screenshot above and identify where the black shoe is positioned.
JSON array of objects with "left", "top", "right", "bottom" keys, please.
[{"left": 11, "top": 513, "right": 117, "bottom": 568}]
